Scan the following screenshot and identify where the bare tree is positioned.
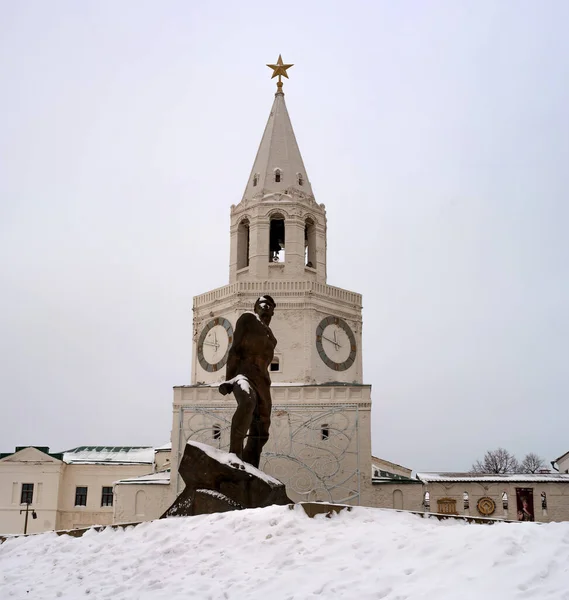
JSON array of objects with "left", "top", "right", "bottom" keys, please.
[
  {"left": 520, "top": 452, "right": 545, "bottom": 473},
  {"left": 471, "top": 448, "right": 520, "bottom": 473}
]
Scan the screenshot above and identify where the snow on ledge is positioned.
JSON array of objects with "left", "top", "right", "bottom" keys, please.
[{"left": 115, "top": 471, "right": 171, "bottom": 485}]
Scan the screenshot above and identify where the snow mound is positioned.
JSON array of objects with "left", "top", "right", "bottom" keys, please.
[{"left": 1, "top": 505, "right": 568, "bottom": 600}]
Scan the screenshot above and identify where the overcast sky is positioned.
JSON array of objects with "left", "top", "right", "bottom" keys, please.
[{"left": 1, "top": 1, "right": 568, "bottom": 472}]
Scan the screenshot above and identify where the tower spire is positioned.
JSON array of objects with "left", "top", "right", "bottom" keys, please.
[
  {"left": 266, "top": 54, "right": 294, "bottom": 95},
  {"left": 241, "top": 56, "right": 313, "bottom": 202}
]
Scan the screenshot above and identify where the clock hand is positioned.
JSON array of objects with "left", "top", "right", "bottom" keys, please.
[
  {"left": 203, "top": 341, "right": 220, "bottom": 350},
  {"left": 322, "top": 335, "right": 341, "bottom": 349}
]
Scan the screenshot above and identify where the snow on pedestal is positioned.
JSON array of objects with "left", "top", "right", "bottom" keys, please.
[{"left": 161, "top": 441, "right": 291, "bottom": 518}]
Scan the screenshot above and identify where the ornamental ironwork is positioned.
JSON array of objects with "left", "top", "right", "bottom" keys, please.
[{"left": 178, "top": 403, "right": 361, "bottom": 505}]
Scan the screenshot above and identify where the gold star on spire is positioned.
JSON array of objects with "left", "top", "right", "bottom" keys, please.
[{"left": 266, "top": 54, "right": 294, "bottom": 94}]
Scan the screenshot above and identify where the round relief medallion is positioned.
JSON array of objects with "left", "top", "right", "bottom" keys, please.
[
  {"left": 315, "top": 316, "right": 357, "bottom": 371},
  {"left": 197, "top": 317, "right": 234, "bottom": 372},
  {"left": 477, "top": 496, "right": 496, "bottom": 516}
]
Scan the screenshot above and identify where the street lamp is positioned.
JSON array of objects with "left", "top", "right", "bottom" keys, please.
[{"left": 19, "top": 502, "right": 37, "bottom": 534}]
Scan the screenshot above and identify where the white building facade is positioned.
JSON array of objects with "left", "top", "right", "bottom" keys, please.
[{"left": 0, "top": 446, "right": 155, "bottom": 535}]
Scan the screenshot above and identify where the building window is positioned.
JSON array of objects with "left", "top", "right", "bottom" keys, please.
[
  {"left": 437, "top": 497, "right": 458, "bottom": 515},
  {"left": 237, "top": 218, "right": 250, "bottom": 270},
  {"left": 274, "top": 169, "right": 281, "bottom": 183},
  {"left": 253, "top": 173, "right": 259, "bottom": 187},
  {"left": 75, "top": 486, "right": 88, "bottom": 507},
  {"left": 297, "top": 173, "right": 304, "bottom": 186},
  {"left": 502, "top": 492, "right": 508, "bottom": 510},
  {"left": 20, "top": 483, "right": 34, "bottom": 504},
  {"left": 321, "top": 424, "right": 329, "bottom": 440},
  {"left": 212, "top": 424, "right": 221, "bottom": 440},
  {"left": 270, "top": 356, "right": 280, "bottom": 372},
  {"left": 541, "top": 492, "right": 547, "bottom": 510},
  {"left": 269, "top": 214, "right": 285, "bottom": 262},
  {"left": 463, "top": 492, "right": 469, "bottom": 510},
  {"left": 423, "top": 491, "right": 430, "bottom": 510},
  {"left": 101, "top": 486, "right": 113, "bottom": 507}
]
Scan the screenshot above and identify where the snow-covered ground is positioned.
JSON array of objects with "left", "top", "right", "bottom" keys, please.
[{"left": 1, "top": 505, "right": 568, "bottom": 600}]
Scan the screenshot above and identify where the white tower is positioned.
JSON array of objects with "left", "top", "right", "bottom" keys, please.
[{"left": 172, "top": 58, "right": 373, "bottom": 506}]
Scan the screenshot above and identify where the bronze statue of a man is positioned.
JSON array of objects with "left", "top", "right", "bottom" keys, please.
[{"left": 219, "top": 295, "right": 277, "bottom": 468}]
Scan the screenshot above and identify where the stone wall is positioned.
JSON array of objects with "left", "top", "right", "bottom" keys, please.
[
  {"left": 367, "top": 483, "right": 424, "bottom": 511},
  {"left": 113, "top": 482, "right": 173, "bottom": 524},
  {"left": 425, "top": 481, "right": 569, "bottom": 523}
]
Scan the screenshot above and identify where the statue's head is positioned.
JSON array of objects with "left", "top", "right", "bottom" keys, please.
[{"left": 254, "top": 295, "right": 276, "bottom": 321}]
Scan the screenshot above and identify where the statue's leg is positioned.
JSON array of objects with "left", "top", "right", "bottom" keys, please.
[
  {"left": 229, "top": 384, "right": 257, "bottom": 460},
  {"left": 243, "top": 388, "right": 271, "bottom": 468}
]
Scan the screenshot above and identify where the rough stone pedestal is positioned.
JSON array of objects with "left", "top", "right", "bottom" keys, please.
[{"left": 162, "top": 441, "right": 291, "bottom": 518}]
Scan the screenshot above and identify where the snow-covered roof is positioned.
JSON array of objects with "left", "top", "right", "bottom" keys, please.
[
  {"left": 63, "top": 446, "right": 154, "bottom": 465},
  {"left": 154, "top": 442, "right": 172, "bottom": 452},
  {"left": 115, "top": 470, "right": 171, "bottom": 485},
  {"left": 417, "top": 472, "right": 569, "bottom": 483}
]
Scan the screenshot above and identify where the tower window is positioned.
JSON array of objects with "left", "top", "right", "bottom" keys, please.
[
  {"left": 304, "top": 217, "right": 316, "bottom": 268},
  {"left": 297, "top": 173, "right": 304, "bottom": 186},
  {"left": 270, "top": 356, "right": 280, "bottom": 372},
  {"left": 321, "top": 424, "right": 329, "bottom": 440},
  {"left": 237, "top": 218, "right": 250, "bottom": 270},
  {"left": 253, "top": 174, "right": 259, "bottom": 187},
  {"left": 269, "top": 214, "right": 285, "bottom": 262},
  {"left": 274, "top": 169, "right": 281, "bottom": 183},
  {"left": 212, "top": 424, "right": 221, "bottom": 440}
]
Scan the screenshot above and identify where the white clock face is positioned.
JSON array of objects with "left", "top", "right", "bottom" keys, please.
[
  {"left": 197, "top": 317, "right": 234, "bottom": 372},
  {"left": 316, "top": 316, "right": 357, "bottom": 371},
  {"left": 202, "top": 325, "right": 230, "bottom": 364},
  {"left": 320, "top": 323, "right": 352, "bottom": 363}
]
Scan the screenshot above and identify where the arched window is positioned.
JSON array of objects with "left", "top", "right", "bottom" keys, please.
[
  {"left": 541, "top": 492, "right": 547, "bottom": 511},
  {"left": 270, "top": 356, "right": 280, "bottom": 372},
  {"left": 274, "top": 169, "right": 281, "bottom": 183},
  {"left": 321, "top": 424, "right": 329, "bottom": 440},
  {"left": 502, "top": 492, "right": 508, "bottom": 510},
  {"left": 423, "top": 491, "right": 430, "bottom": 511},
  {"left": 463, "top": 492, "right": 469, "bottom": 510},
  {"left": 253, "top": 173, "right": 259, "bottom": 187},
  {"left": 135, "top": 490, "right": 146, "bottom": 516},
  {"left": 304, "top": 217, "right": 316, "bottom": 268},
  {"left": 297, "top": 173, "right": 304, "bottom": 186},
  {"left": 269, "top": 213, "right": 285, "bottom": 262},
  {"left": 393, "top": 489, "right": 403, "bottom": 510},
  {"left": 237, "top": 218, "right": 250, "bottom": 270},
  {"left": 212, "top": 424, "right": 221, "bottom": 440}
]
